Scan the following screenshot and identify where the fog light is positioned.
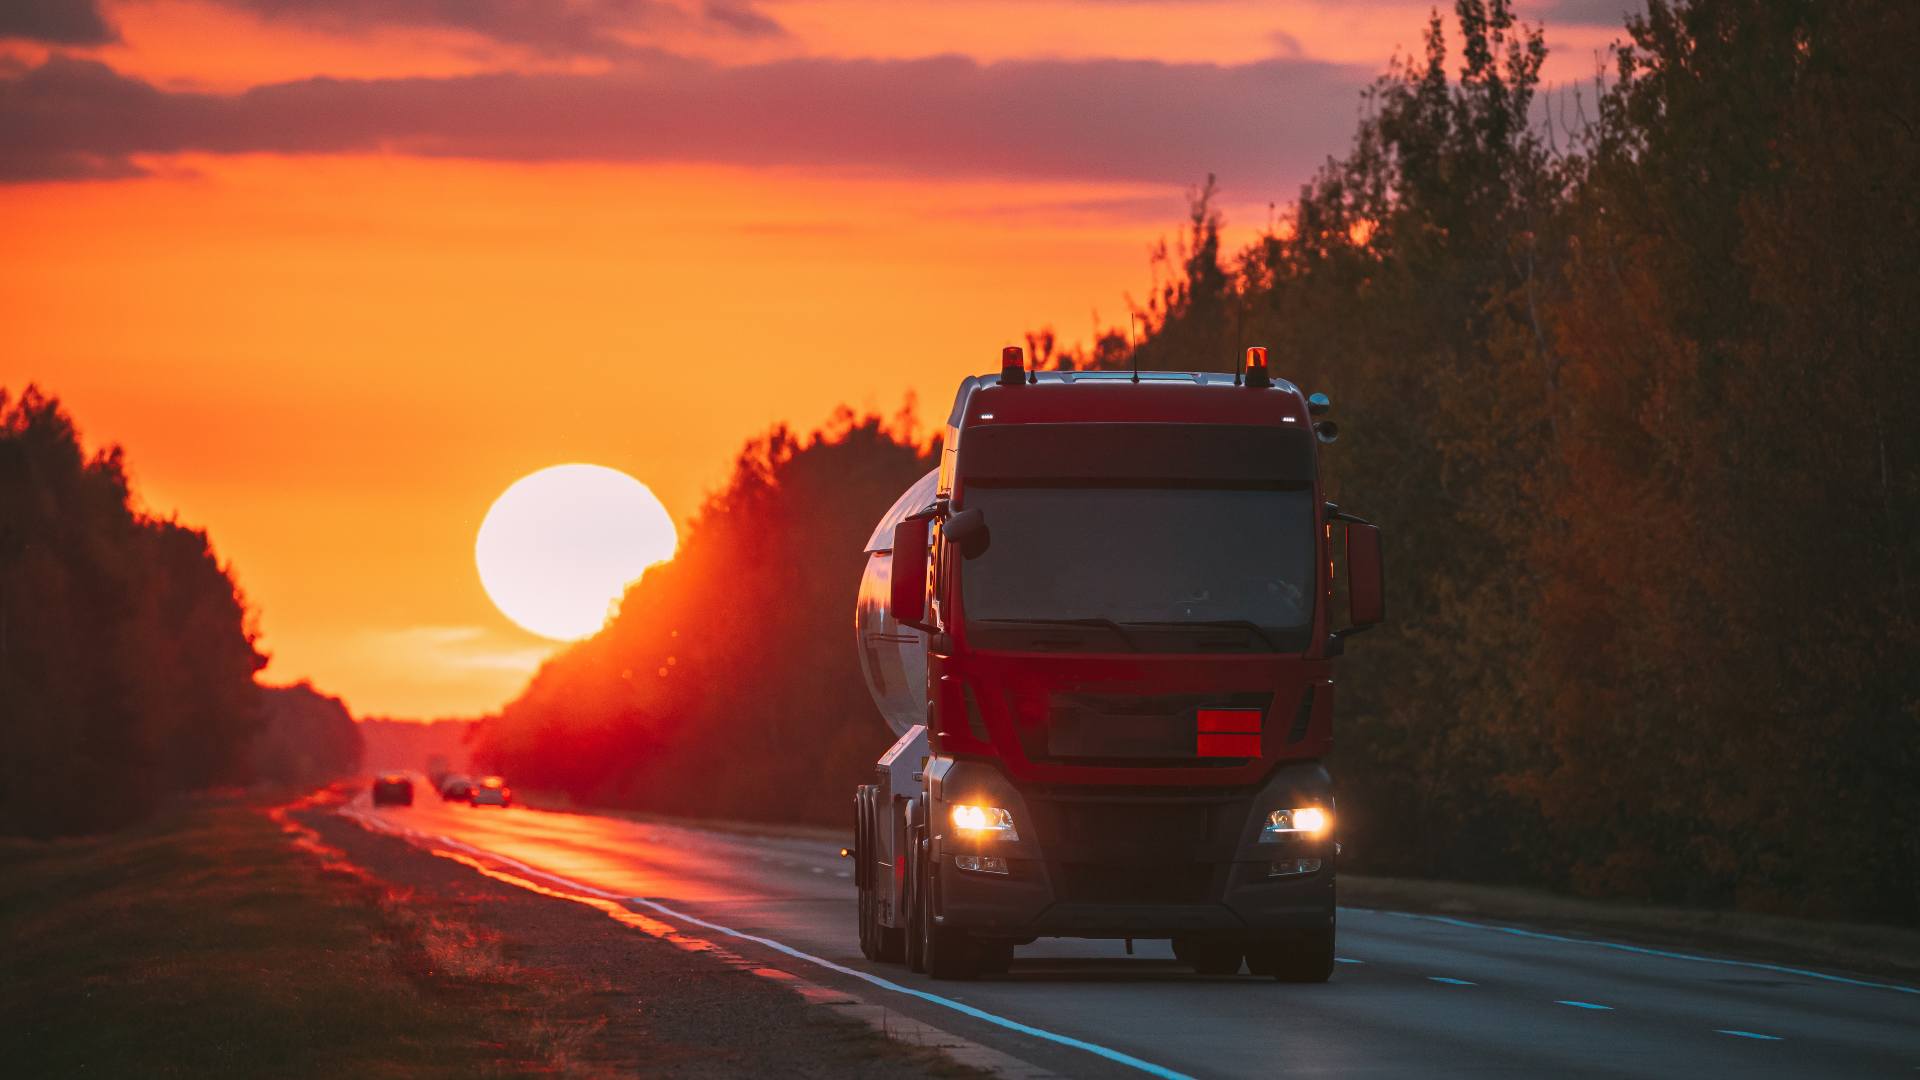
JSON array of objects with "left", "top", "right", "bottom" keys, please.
[
  {"left": 955, "top": 855, "right": 1009, "bottom": 875},
  {"left": 950, "top": 804, "right": 1019, "bottom": 841},
  {"left": 1269, "top": 858, "right": 1323, "bottom": 877},
  {"left": 1262, "top": 806, "right": 1332, "bottom": 841}
]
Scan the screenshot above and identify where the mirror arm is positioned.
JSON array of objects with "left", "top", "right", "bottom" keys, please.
[{"left": 1323, "top": 501, "right": 1376, "bottom": 527}]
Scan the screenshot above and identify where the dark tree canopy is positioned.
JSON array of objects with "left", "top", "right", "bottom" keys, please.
[
  {"left": 1043, "top": 0, "right": 1918, "bottom": 922},
  {"left": 0, "top": 386, "right": 270, "bottom": 836}
]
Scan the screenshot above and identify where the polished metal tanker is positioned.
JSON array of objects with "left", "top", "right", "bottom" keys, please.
[{"left": 855, "top": 467, "right": 939, "bottom": 737}]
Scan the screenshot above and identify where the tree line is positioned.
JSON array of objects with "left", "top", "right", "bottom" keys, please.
[
  {"left": 480, "top": 0, "right": 1916, "bottom": 923},
  {"left": 1054, "top": 0, "right": 1916, "bottom": 921},
  {"left": 0, "top": 388, "right": 360, "bottom": 836}
]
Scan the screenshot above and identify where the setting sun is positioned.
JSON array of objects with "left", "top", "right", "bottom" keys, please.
[{"left": 475, "top": 464, "right": 677, "bottom": 641}]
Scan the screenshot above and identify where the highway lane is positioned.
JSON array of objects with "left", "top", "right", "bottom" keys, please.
[{"left": 349, "top": 790, "right": 1919, "bottom": 1078}]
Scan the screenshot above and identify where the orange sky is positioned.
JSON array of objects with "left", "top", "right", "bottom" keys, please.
[{"left": 1, "top": 0, "right": 1635, "bottom": 717}]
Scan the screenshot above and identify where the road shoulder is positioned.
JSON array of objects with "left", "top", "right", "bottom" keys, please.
[{"left": 301, "top": 794, "right": 1001, "bottom": 1077}]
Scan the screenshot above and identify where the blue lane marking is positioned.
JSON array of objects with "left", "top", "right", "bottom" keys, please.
[
  {"left": 1429, "top": 976, "right": 1477, "bottom": 986},
  {"left": 1717, "top": 1030, "right": 1784, "bottom": 1041},
  {"left": 1556, "top": 1000, "right": 1613, "bottom": 1010},
  {"left": 1372, "top": 910, "right": 1919, "bottom": 996},
  {"left": 618, "top": 894, "right": 1198, "bottom": 1080},
  {"left": 1335, "top": 957, "right": 1365, "bottom": 964}
]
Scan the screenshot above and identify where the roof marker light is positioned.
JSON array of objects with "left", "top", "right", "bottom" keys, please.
[
  {"left": 998, "top": 346, "right": 1025, "bottom": 387},
  {"left": 1245, "top": 346, "right": 1272, "bottom": 389}
]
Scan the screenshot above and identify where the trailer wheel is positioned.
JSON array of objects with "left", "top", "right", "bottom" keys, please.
[
  {"left": 916, "top": 839, "right": 980, "bottom": 981},
  {"left": 1246, "top": 927, "right": 1335, "bottom": 983},
  {"left": 858, "top": 880, "right": 877, "bottom": 960},
  {"left": 855, "top": 789, "right": 906, "bottom": 964},
  {"left": 855, "top": 791, "right": 875, "bottom": 960},
  {"left": 871, "top": 802, "right": 907, "bottom": 964}
]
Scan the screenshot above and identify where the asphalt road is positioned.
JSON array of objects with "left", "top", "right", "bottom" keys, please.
[{"left": 347, "top": 788, "right": 1919, "bottom": 1078}]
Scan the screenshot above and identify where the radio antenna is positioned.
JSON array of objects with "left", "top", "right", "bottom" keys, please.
[{"left": 1129, "top": 311, "right": 1141, "bottom": 383}]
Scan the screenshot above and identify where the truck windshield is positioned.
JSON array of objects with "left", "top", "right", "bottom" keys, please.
[{"left": 958, "top": 486, "right": 1316, "bottom": 653}]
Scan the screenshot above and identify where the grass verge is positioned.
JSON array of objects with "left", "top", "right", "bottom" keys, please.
[
  {"left": 1341, "top": 874, "right": 1920, "bottom": 984},
  {"left": 0, "top": 790, "right": 598, "bottom": 1078}
]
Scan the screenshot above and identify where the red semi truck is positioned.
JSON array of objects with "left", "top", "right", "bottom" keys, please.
[{"left": 851, "top": 345, "right": 1384, "bottom": 981}]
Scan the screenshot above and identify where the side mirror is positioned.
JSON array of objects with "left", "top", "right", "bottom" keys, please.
[
  {"left": 889, "top": 517, "right": 932, "bottom": 627},
  {"left": 945, "top": 507, "right": 990, "bottom": 559},
  {"left": 1346, "top": 521, "right": 1385, "bottom": 628}
]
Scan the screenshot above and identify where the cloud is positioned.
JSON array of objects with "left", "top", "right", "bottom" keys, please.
[
  {"left": 365, "top": 625, "right": 549, "bottom": 676},
  {"left": 0, "top": 0, "right": 115, "bottom": 44},
  {"left": 1534, "top": 0, "right": 1645, "bottom": 27},
  {"left": 0, "top": 51, "right": 1369, "bottom": 184},
  {"left": 215, "top": 0, "right": 784, "bottom": 57}
]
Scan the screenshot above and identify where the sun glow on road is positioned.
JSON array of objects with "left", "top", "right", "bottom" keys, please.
[{"left": 475, "top": 464, "right": 677, "bottom": 640}]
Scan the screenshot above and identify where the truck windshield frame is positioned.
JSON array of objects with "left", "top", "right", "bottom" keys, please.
[{"left": 957, "top": 484, "right": 1317, "bottom": 654}]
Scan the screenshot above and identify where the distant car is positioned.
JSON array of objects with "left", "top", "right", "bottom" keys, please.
[
  {"left": 371, "top": 774, "right": 414, "bottom": 806},
  {"left": 438, "top": 775, "right": 476, "bottom": 802},
  {"left": 470, "top": 783, "right": 513, "bottom": 808}
]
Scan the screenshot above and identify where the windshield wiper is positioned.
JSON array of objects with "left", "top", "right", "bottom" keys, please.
[
  {"left": 979, "top": 617, "right": 1142, "bottom": 651},
  {"left": 1125, "top": 619, "right": 1283, "bottom": 651}
]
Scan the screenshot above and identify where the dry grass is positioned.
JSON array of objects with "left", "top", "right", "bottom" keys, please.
[
  {"left": 1343, "top": 874, "right": 1920, "bottom": 983},
  {"left": 0, "top": 791, "right": 613, "bottom": 1078}
]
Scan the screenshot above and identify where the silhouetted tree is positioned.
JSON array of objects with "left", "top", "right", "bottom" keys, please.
[
  {"left": 1034, "top": 0, "right": 1918, "bottom": 920},
  {"left": 474, "top": 409, "right": 935, "bottom": 824},
  {"left": 0, "top": 387, "right": 267, "bottom": 835},
  {"left": 253, "top": 682, "right": 363, "bottom": 787}
]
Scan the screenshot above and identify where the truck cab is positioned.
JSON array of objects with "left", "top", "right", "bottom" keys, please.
[{"left": 852, "top": 347, "right": 1384, "bottom": 980}]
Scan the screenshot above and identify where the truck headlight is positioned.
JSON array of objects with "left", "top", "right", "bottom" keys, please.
[
  {"left": 1262, "top": 806, "right": 1331, "bottom": 841},
  {"left": 950, "top": 804, "right": 1019, "bottom": 841}
]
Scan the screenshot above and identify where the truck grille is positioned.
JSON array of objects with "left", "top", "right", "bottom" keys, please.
[
  {"left": 1047, "top": 800, "right": 1205, "bottom": 855},
  {"left": 1031, "top": 691, "right": 1274, "bottom": 765},
  {"left": 1053, "top": 861, "right": 1216, "bottom": 904}
]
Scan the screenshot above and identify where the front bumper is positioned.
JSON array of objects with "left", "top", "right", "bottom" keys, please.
[{"left": 926, "top": 759, "right": 1336, "bottom": 940}]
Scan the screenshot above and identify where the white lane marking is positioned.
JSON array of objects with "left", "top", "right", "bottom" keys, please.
[
  {"left": 1377, "top": 910, "right": 1919, "bottom": 996},
  {"left": 835, "top": 871, "right": 852, "bottom": 879},
  {"left": 1428, "top": 977, "right": 1477, "bottom": 986},
  {"left": 1334, "top": 957, "right": 1365, "bottom": 965},
  {"left": 1716, "top": 1030, "right": 1784, "bottom": 1041},
  {"left": 1556, "top": 1000, "right": 1612, "bottom": 1010},
  {"left": 810, "top": 867, "right": 826, "bottom": 874},
  {"left": 341, "top": 807, "right": 1191, "bottom": 1080}
]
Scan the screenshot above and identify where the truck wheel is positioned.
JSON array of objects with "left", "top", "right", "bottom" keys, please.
[
  {"left": 975, "top": 941, "right": 1014, "bottom": 977},
  {"left": 876, "top": 920, "right": 906, "bottom": 964},
  {"left": 855, "top": 794, "right": 876, "bottom": 961},
  {"left": 917, "top": 843, "right": 980, "bottom": 980},
  {"left": 1247, "top": 928, "right": 1335, "bottom": 983},
  {"left": 869, "top": 851, "right": 906, "bottom": 964},
  {"left": 904, "top": 841, "right": 927, "bottom": 973},
  {"left": 1173, "top": 936, "right": 1243, "bottom": 976},
  {"left": 858, "top": 883, "right": 877, "bottom": 960}
]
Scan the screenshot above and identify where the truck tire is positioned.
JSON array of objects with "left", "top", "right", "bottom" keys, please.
[
  {"left": 904, "top": 837, "right": 927, "bottom": 973},
  {"left": 1173, "top": 936, "right": 1244, "bottom": 976},
  {"left": 870, "top": 820, "right": 906, "bottom": 963},
  {"left": 916, "top": 840, "right": 980, "bottom": 980},
  {"left": 1246, "top": 927, "right": 1335, "bottom": 983},
  {"left": 975, "top": 940, "right": 1014, "bottom": 976},
  {"left": 858, "top": 885, "right": 875, "bottom": 960},
  {"left": 856, "top": 793, "right": 907, "bottom": 964}
]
